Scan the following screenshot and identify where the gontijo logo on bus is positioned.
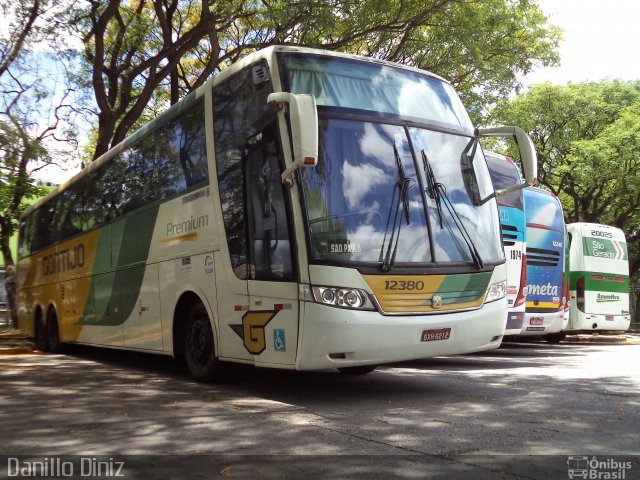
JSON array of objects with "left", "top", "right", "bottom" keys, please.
[{"left": 42, "top": 244, "right": 86, "bottom": 276}]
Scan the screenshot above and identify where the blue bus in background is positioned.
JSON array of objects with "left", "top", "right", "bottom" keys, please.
[
  {"left": 486, "top": 152, "right": 527, "bottom": 335},
  {"left": 521, "top": 187, "right": 566, "bottom": 336}
]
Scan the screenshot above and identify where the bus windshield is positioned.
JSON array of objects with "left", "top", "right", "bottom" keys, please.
[
  {"left": 525, "top": 188, "right": 564, "bottom": 232},
  {"left": 279, "top": 54, "right": 502, "bottom": 268},
  {"left": 279, "top": 53, "right": 473, "bottom": 132}
]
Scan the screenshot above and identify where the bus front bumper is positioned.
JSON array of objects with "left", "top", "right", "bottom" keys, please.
[
  {"left": 296, "top": 299, "right": 507, "bottom": 371},
  {"left": 520, "top": 311, "right": 564, "bottom": 336},
  {"left": 504, "top": 305, "right": 525, "bottom": 335},
  {"left": 570, "top": 313, "right": 631, "bottom": 332}
]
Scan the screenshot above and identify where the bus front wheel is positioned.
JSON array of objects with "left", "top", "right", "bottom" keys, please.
[
  {"left": 338, "top": 365, "right": 377, "bottom": 375},
  {"left": 184, "top": 303, "right": 224, "bottom": 383}
]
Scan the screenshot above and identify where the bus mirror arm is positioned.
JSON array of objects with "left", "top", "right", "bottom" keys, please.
[
  {"left": 477, "top": 126, "right": 538, "bottom": 187},
  {"left": 478, "top": 182, "right": 530, "bottom": 206},
  {"left": 267, "top": 92, "right": 319, "bottom": 186}
]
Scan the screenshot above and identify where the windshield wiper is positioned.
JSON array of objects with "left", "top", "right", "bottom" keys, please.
[
  {"left": 460, "top": 137, "right": 482, "bottom": 206},
  {"left": 421, "top": 149, "right": 484, "bottom": 270},
  {"left": 421, "top": 150, "right": 444, "bottom": 228},
  {"left": 379, "top": 144, "right": 412, "bottom": 272}
]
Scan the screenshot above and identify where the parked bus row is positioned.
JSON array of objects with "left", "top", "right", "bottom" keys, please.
[
  {"left": 485, "top": 153, "right": 630, "bottom": 343},
  {"left": 14, "top": 46, "right": 626, "bottom": 383}
]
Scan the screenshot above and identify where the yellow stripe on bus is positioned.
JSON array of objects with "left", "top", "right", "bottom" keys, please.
[
  {"left": 363, "top": 274, "right": 488, "bottom": 314},
  {"left": 525, "top": 301, "right": 559, "bottom": 309},
  {"left": 18, "top": 230, "right": 101, "bottom": 342}
]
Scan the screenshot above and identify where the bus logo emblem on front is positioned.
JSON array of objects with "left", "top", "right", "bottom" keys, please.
[
  {"left": 432, "top": 295, "right": 443, "bottom": 309},
  {"left": 230, "top": 311, "right": 278, "bottom": 355}
]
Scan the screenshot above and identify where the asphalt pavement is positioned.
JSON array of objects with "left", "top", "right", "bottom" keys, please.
[{"left": 1, "top": 327, "right": 639, "bottom": 479}]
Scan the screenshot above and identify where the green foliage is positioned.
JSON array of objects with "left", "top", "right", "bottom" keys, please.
[
  {"left": 62, "top": 0, "right": 560, "bottom": 159},
  {"left": 0, "top": 119, "right": 50, "bottom": 238},
  {"left": 486, "top": 80, "right": 640, "bottom": 279},
  {"left": 1, "top": 1, "right": 79, "bottom": 262}
]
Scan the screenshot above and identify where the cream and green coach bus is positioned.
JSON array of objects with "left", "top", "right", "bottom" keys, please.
[
  {"left": 566, "top": 223, "right": 630, "bottom": 333},
  {"left": 17, "top": 46, "right": 537, "bottom": 381}
]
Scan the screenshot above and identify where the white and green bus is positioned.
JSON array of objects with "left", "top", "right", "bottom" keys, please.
[
  {"left": 17, "top": 46, "right": 536, "bottom": 381},
  {"left": 566, "top": 223, "right": 630, "bottom": 332}
]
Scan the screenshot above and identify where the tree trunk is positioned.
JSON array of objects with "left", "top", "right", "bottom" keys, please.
[
  {"left": 4, "top": 265, "right": 17, "bottom": 329},
  {"left": 0, "top": 229, "right": 18, "bottom": 328}
]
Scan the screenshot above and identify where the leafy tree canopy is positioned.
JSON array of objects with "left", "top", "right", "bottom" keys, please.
[
  {"left": 486, "top": 80, "right": 640, "bottom": 279},
  {"left": 61, "top": 0, "right": 560, "bottom": 159},
  {"left": 1, "top": 0, "right": 80, "bottom": 326}
]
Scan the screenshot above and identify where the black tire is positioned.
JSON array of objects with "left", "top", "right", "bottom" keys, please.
[
  {"left": 35, "top": 315, "right": 50, "bottom": 352},
  {"left": 338, "top": 365, "right": 377, "bottom": 375},
  {"left": 47, "top": 310, "right": 63, "bottom": 353},
  {"left": 184, "top": 303, "right": 223, "bottom": 382},
  {"left": 545, "top": 332, "right": 567, "bottom": 344}
]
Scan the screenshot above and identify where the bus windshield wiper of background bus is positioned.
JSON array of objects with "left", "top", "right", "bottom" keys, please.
[
  {"left": 520, "top": 187, "right": 567, "bottom": 337},
  {"left": 565, "top": 223, "right": 630, "bottom": 335},
  {"left": 485, "top": 152, "right": 528, "bottom": 336},
  {"left": 17, "top": 46, "right": 537, "bottom": 382}
]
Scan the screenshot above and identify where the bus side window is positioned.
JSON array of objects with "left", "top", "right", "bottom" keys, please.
[
  {"left": 31, "top": 201, "right": 56, "bottom": 253},
  {"left": 18, "top": 219, "right": 30, "bottom": 259}
]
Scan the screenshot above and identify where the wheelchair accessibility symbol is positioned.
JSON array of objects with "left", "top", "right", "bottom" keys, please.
[{"left": 273, "top": 329, "right": 286, "bottom": 352}]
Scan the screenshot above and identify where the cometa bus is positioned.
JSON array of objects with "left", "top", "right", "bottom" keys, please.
[
  {"left": 17, "top": 46, "right": 537, "bottom": 381},
  {"left": 521, "top": 187, "right": 566, "bottom": 337}
]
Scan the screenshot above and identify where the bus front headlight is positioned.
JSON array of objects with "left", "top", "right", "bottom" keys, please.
[
  {"left": 485, "top": 280, "right": 507, "bottom": 303},
  {"left": 301, "top": 285, "right": 375, "bottom": 310}
]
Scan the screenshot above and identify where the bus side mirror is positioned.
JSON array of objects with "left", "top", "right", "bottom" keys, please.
[
  {"left": 267, "top": 92, "right": 318, "bottom": 185},
  {"left": 477, "top": 126, "right": 538, "bottom": 187}
]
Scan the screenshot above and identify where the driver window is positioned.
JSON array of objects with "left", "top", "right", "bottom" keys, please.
[{"left": 244, "top": 125, "right": 295, "bottom": 281}]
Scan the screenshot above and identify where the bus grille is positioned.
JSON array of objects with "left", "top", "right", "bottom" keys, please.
[
  {"left": 501, "top": 224, "right": 518, "bottom": 246},
  {"left": 526, "top": 247, "right": 560, "bottom": 267}
]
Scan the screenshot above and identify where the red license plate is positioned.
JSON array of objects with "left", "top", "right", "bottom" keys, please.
[
  {"left": 605, "top": 315, "right": 614, "bottom": 321},
  {"left": 421, "top": 328, "right": 451, "bottom": 342},
  {"left": 530, "top": 317, "right": 544, "bottom": 325}
]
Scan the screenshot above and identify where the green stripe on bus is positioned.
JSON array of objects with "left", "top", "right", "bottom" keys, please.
[
  {"left": 78, "top": 206, "right": 159, "bottom": 326},
  {"left": 569, "top": 271, "right": 630, "bottom": 294},
  {"left": 437, "top": 272, "right": 492, "bottom": 302}
]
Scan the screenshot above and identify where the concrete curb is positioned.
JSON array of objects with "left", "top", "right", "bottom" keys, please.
[{"left": 562, "top": 334, "right": 635, "bottom": 344}]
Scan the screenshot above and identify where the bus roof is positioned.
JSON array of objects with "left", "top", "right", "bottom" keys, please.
[{"left": 567, "top": 222, "right": 626, "bottom": 241}]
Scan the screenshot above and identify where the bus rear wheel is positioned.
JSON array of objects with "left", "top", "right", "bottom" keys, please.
[
  {"left": 184, "top": 303, "right": 224, "bottom": 383},
  {"left": 47, "top": 310, "right": 63, "bottom": 353},
  {"left": 338, "top": 365, "right": 377, "bottom": 375},
  {"left": 35, "top": 314, "right": 50, "bottom": 352}
]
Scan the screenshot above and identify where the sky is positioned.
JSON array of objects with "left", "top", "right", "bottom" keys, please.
[{"left": 521, "top": 0, "right": 640, "bottom": 86}]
